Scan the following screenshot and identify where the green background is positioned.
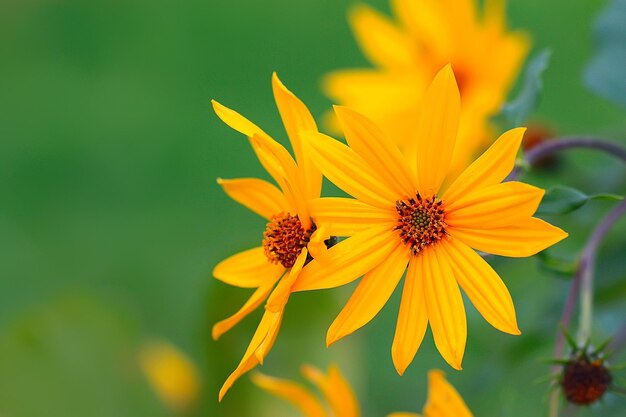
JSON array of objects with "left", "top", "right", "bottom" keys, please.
[{"left": 0, "top": 0, "right": 624, "bottom": 416}]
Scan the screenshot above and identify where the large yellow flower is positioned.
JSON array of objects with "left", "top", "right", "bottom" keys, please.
[
  {"left": 253, "top": 365, "right": 472, "bottom": 417},
  {"left": 212, "top": 73, "right": 325, "bottom": 400},
  {"left": 324, "top": 0, "right": 529, "bottom": 179},
  {"left": 297, "top": 65, "right": 567, "bottom": 374}
]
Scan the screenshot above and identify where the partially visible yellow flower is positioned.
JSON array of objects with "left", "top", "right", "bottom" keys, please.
[
  {"left": 212, "top": 73, "right": 325, "bottom": 400},
  {"left": 324, "top": 0, "right": 529, "bottom": 180},
  {"left": 298, "top": 65, "right": 567, "bottom": 374},
  {"left": 252, "top": 364, "right": 360, "bottom": 417},
  {"left": 139, "top": 340, "right": 200, "bottom": 412},
  {"left": 253, "top": 365, "right": 472, "bottom": 417}
]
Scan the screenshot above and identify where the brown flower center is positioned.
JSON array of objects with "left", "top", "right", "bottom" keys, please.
[
  {"left": 561, "top": 357, "right": 612, "bottom": 405},
  {"left": 395, "top": 193, "right": 447, "bottom": 256},
  {"left": 263, "top": 213, "right": 315, "bottom": 268}
]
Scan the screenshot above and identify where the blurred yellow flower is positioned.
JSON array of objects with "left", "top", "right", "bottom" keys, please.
[
  {"left": 298, "top": 65, "right": 567, "bottom": 373},
  {"left": 212, "top": 73, "right": 325, "bottom": 400},
  {"left": 253, "top": 365, "right": 472, "bottom": 417},
  {"left": 324, "top": 0, "right": 529, "bottom": 180},
  {"left": 139, "top": 341, "right": 200, "bottom": 412}
]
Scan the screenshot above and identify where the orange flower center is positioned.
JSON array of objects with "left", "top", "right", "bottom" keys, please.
[
  {"left": 561, "top": 357, "right": 612, "bottom": 405},
  {"left": 263, "top": 213, "right": 315, "bottom": 268},
  {"left": 395, "top": 193, "right": 447, "bottom": 256}
]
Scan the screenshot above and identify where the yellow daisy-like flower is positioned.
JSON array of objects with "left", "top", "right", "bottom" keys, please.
[
  {"left": 252, "top": 364, "right": 360, "bottom": 417},
  {"left": 324, "top": 0, "right": 529, "bottom": 178},
  {"left": 253, "top": 365, "right": 472, "bottom": 417},
  {"left": 298, "top": 65, "right": 567, "bottom": 374},
  {"left": 212, "top": 73, "right": 325, "bottom": 400}
]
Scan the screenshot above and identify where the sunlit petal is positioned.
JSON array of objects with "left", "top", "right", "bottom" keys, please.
[
  {"left": 217, "top": 177, "right": 289, "bottom": 219},
  {"left": 310, "top": 197, "right": 396, "bottom": 236},
  {"left": 213, "top": 247, "right": 284, "bottom": 288}
]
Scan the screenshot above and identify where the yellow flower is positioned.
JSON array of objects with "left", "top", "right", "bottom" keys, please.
[
  {"left": 324, "top": 0, "right": 529, "bottom": 179},
  {"left": 298, "top": 65, "right": 567, "bottom": 374},
  {"left": 251, "top": 364, "right": 360, "bottom": 417},
  {"left": 139, "top": 340, "right": 200, "bottom": 412},
  {"left": 212, "top": 73, "right": 324, "bottom": 400},
  {"left": 253, "top": 365, "right": 472, "bottom": 417}
]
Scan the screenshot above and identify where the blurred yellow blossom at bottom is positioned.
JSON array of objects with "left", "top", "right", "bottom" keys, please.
[
  {"left": 252, "top": 365, "right": 471, "bottom": 417},
  {"left": 139, "top": 341, "right": 200, "bottom": 413}
]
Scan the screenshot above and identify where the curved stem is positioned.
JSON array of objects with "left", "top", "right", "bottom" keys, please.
[{"left": 508, "top": 136, "right": 626, "bottom": 181}]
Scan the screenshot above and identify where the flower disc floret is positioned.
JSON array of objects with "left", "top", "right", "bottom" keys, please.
[
  {"left": 561, "top": 355, "right": 612, "bottom": 405},
  {"left": 395, "top": 193, "right": 447, "bottom": 256},
  {"left": 263, "top": 213, "right": 315, "bottom": 268}
]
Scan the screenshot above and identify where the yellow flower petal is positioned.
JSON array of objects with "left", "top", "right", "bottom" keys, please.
[
  {"left": 334, "top": 106, "right": 417, "bottom": 197},
  {"left": 422, "top": 245, "right": 467, "bottom": 370},
  {"left": 302, "top": 131, "right": 400, "bottom": 208},
  {"left": 250, "top": 134, "right": 311, "bottom": 229},
  {"left": 445, "top": 181, "right": 544, "bottom": 230},
  {"left": 272, "top": 73, "right": 322, "bottom": 200},
  {"left": 212, "top": 280, "right": 278, "bottom": 340},
  {"left": 310, "top": 197, "right": 396, "bottom": 236},
  {"left": 212, "top": 99, "right": 266, "bottom": 138},
  {"left": 423, "top": 370, "right": 473, "bottom": 417},
  {"left": 292, "top": 227, "right": 397, "bottom": 292},
  {"left": 448, "top": 217, "right": 568, "bottom": 258},
  {"left": 391, "top": 0, "right": 453, "bottom": 57},
  {"left": 307, "top": 225, "right": 332, "bottom": 260},
  {"left": 266, "top": 248, "right": 308, "bottom": 313},
  {"left": 349, "top": 4, "right": 416, "bottom": 69},
  {"left": 218, "top": 309, "right": 282, "bottom": 401},
  {"left": 301, "top": 364, "right": 361, "bottom": 417},
  {"left": 392, "top": 257, "right": 428, "bottom": 376},
  {"left": 415, "top": 65, "right": 461, "bottom": 195},
  {"left": 327, "top": 245, "right": 409, "bottom": 346},
  {"left": 250, "top": 372, "right": 327, "bottom": 417},
  {"left": 217, "top": 177, "right": 289, "bottom": 220},
  {"left": 439, "top": 238, "right": 520, "bottom": 335},
  {"left": 442, "top": 127, "right": 526, "bottom": 202},
  {"left": 213, "top": 247, "right": 285, "bottom": 288},
  {"left": 387, "top": 413, "right": 421, "bottom": 417}
]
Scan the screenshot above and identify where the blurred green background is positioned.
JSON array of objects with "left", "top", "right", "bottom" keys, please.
[{"left": 0, "top": 0, "right": 624, "bottom": 416}]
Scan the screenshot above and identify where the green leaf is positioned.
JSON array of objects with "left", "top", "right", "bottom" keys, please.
[
  {"left": 501, "top": 49, "right": 552, "bottom": 127},
  {"left": 537, "top": 185, "right": 623, "bottom": 215},
  {"left": 537, "top": 250, "right": 579, "bottom": 277},
  {"left": 584, "top": 0, "right": 626, "bottom": 107}
]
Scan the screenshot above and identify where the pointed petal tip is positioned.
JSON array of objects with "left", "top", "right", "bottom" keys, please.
[{"left": 393, "top": 359, "right": 407, "bottom": 376}]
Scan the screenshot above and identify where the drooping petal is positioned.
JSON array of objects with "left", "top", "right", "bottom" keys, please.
[
  {"left": 302, "top": 131, "right": 400, "bottom": 208},
  {"left": 445, "top": 182, "right": 544, "bottom": 230},
  {"left": 392, "top": 257, "right": 429, "bottom": 375},
  {"left": 218, "top": 310, "right": 282, "bottom": 401},
  {"left": 310, "top": 197, "right": 396, "bottom": 236},
  {"left": 217, "top": 177, "right": 289, "bottom": 219},
  {"left": 448, "top": 217, "right": 568, "bottom": 258},
  {"left": 327, "top": 245, "right": 409, "bottom": 346},
  {"left": 414, "top": 65, "right": 461, "bottom": 195},
  {"left": 250, "top": 372, "right": 327, "bottom": 417},
  {"left": 213, "top": 247, "right": 285, "bottom": 288},
  {"left": 443, "top": 127, "right": 526, "bottom": 202},
  {"left": 334, "top": 106, "right": 417, "bottom": 197},
  {"left": 292, "top": 226, "right": 397, "bottom": 292},
  {"left": 266, "top": 248, "right": 308, "bottom": 313},
  {"left": 422, "top": 245, "right": 467, "bottom": 370},
  {"left": 272, "top": 73, "right": 322, "bottom": 199},
  {"left": 423, "top": 370, "right": 473, "bottom": 417},
  {"left": 307, "top": 225, "right": 332, "bottom": 260},
  {"left": 438, "top": 238, "right": 520, "bottom": 335},
  {"left": 349, "top": 4, "right": 416, "bottom": 69},
  {"left": 302, "top": 364, "right": 360, "bottom": 417},
  {"left": 212, "top": 280, "right": 277, "bottom": 341}
]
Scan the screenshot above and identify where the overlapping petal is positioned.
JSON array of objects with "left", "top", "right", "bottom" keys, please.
[
  {"left": 449, "top": 217, "right": 568, "bottom": 258},
  {"left": 445, "top": 181, "right": 544, "bottom": 229},
  {"left": 216, "top": 177, "right": 289, "bottom": 220},
  {"left": 439, "top": 238, "right": 519, "bottom": 335},
  {"left": 302, "top": 365, "right": 360, "bottom": 417},
  {"left": 212, "top": 247, "right": 285, "bottom": 288},
  {"left": 310, "top": 197, "right": 396, "bottom": 236},
  {"left": 327, "top": 245, "right": 409, "bottom": 346},
  {"left": 266, "top": 249, "right": 308, "bottom": 313}
]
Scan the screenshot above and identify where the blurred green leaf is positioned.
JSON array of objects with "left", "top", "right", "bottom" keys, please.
[
  {"left": 537, "top": 250, "right": 578, "bottom": 277},
  {"left": 501, "top": 49, "right": 552, "bottom": 127},
  {"left": 537, "top": 185, "right": 623, "bottom": 215},
  {"left": 584, "top": 0, "right": 626, "bottom": 106}
]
